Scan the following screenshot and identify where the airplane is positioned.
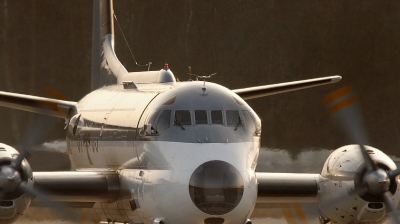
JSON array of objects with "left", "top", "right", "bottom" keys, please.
[{"left": 0, "top": 0, "right": 399, "bottom": 223}]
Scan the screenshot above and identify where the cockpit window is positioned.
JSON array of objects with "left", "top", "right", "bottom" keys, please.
[
  {"left": 242, "top": 111, "right": 256, "bottom": 133},
  {"left": 226, "top": 110, "right": 240, "bottom": 126},
  {"left": 144, "top": 110, "right": 159, "bottom": 135},
  {"left": 156, "top": 110, "right": 171, "bottom": 133},
  {"left": 211, "top": 110, "right": 223, "bottom": 124},
  {"left": 195, "top": 110, "right": 208, "bottom": 124},
  {"left": 175, "top": 110, "right": 191, "bottom": 126}
]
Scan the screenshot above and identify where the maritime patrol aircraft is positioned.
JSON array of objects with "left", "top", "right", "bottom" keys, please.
[{"left": 0, "top": 0, "right": 399, "bottom": 224}]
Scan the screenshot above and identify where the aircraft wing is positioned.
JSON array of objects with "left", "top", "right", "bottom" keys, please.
[
  {"left": 256, "top": 172, "right": 320, "bottom": 203},
  {"left": 32, "top": 171, "right": 320, "bottom": 204},
  {"left": 31, "top": 172, "right": 320, "bottom": 207},
  {"left": 233, "top": 75, "right": 342, "bottom": 100},
  {"left": 0, "top": 91, "right": 77, "bottom": 119},
  {"left": 253, "top": 172, "right": 321, "bottom": 222},
  {"left": 32, "top": 171, "right": 125, "bottom": 204}
]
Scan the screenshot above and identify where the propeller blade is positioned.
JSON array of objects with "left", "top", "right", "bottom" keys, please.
[
  {"left": 18, "top": 182, "right": 37, "bottom": 198},
  {"left": 18, "top": 182, "right": 69, "bottom": 220},
  {"left": 383, "top": 191, "right": 400, "bottom": 224},
  {"left": 0, "top": 90, "right": 72, "bottom": 219},
  {"left": 11, "top": 151, "right": 29, "bottom": 171},
  {"left": 359, "top": 144, "right": 378, "bottom": 171},
  {"left": 12, "top": 114, "right": 49, "bottom": 170},
  {"left": 389, "top": 168, "right": 400, "bottom": 179},
  {"left": 323, "top": 86, "right": 377, "bottom": 171}
]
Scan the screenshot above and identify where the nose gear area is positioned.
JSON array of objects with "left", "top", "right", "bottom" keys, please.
[{"left": 189, "top": 160, "right": 244, "bottom": 215}]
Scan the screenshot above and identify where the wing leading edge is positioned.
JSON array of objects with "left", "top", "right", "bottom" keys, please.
[
  {"left": 233, "top": 75, "right": 342, "bottom": 100},
  {"left": 32, "top": 172, "right": 321, "bottom": 206},
  {"left": 0, "top": 91, "right": 77, "bottom": 119},
  {"left": 32, "top": 171, "right": 126, "bottom": 203},
  {"left": 256, "top": 172, "right": 320, "bottom": 203}
]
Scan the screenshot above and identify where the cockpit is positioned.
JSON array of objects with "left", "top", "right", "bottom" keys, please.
[
  {"left": 146, "top": 110, "right": 257, "bottom": 131},
  {"left": 137, "top": 81, "right": 261, "bottom": 143}
]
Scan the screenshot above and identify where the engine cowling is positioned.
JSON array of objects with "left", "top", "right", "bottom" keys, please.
[
  {"left": 0, "top": 143, "right": 33, "bottom": 223},
  {"left": 318, "top": 145, "right": 400, "bottom": 223}
]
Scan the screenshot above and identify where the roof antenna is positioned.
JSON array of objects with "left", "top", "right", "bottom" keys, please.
[
  {"left": 201, "top": 73, "right": 216, "bottom": 91},
  {"left": 190, "top": 73, "right": 217, "bottom": 91},
  {"left": 187, "top": 66, "right": 194, "bottom": 81}
]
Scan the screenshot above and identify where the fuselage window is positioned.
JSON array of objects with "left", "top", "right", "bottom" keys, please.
[
  {"left": 156, "top": 110, "right": 171, "bottom": 133},
  {"left": 195, "top": 110, "right": 208, "bottom": 124},
  {"left": 211, "top": 110, "right": 223, "bottom": 124},
  {"left": 226, "top": 110, "right": 240, "bottom": 126},
  {"left": 175, "top": 110, "right": 191, "bottom": 126},
  {"left": 242, "top": 110, "right": 256, "bottom": 133}
]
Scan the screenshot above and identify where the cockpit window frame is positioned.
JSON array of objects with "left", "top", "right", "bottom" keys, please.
[
  {"left": 242, "top": 110, "right": 256, "bottom": 133},
  {"left": 242, "top": 110, "right": 261, "bottom": 136}
]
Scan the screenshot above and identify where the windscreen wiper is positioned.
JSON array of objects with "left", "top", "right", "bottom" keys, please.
[
  {"left": 234, "top": 119, "right": 243, "bottom": 131},
  {"left": 175, "top": 120, "right": 185, "bottom": 130}
]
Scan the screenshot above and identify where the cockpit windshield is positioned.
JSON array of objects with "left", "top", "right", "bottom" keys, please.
[
  {"left": 195, "top": 110, "right": 207, "bottom": 124},
  {"left": 211, "top": 110, "right": 223, "bottom": 124},
  {"left": 143, "top": 109, "right": 259, "bottom": 137},
  {"left": 226, "top": 110, "right": 240, "bottom": 126},
  {"left": 156, "top": 110, "right": 171, "bottom": 133},
  {"left": 175, "top": 110, "right": 191, "bottom": 126}
]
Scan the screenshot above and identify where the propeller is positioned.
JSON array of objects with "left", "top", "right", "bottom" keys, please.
[
  {"left": 0, "top": 113, "right": 69, "bottom": 220},
  {"left": 0, "top": 114, "right": 46, "bottom": 199},
  {"left": 323, "top": 86, "right": 400, "bottom": 223},
  {"left": 0, "top": 87, "right": 75, "bottom": 223}
]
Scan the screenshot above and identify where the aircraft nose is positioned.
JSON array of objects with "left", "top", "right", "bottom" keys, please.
[{"left": 189, "top": 160, "right": 244, "bottom": 215}]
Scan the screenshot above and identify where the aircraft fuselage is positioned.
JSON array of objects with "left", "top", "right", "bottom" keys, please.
[{"left": 66, "top": 80, "right": 261, "bottom": 223}]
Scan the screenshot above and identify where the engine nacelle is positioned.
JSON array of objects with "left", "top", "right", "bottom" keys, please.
[
  {"left": 318, "top": 145, "right": 400, "bottom": 223},
  {"left": 0, "top": 143, "right": 33, "bottom": 223}
]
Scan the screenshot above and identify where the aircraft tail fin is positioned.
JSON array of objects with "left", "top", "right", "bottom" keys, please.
[{"left": 91, "top": 0, "right": 128, "bottom": 90}]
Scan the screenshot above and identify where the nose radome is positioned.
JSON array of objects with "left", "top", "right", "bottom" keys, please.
[{"left": 189, "top": 160, "right": 244, "bottom": 215}]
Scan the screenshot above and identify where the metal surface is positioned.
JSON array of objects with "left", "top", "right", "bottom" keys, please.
[
  {"left": 33, "top": 171, "right": 121, "bottom": 203},
  {"left": 233, "top": 75, "right": 341, "bottom": 100},
  {"left": 256, "top": 173, "right": 319, "bottom": 203},
  {"left": 121, "top": 69, "right": 176, "bottom": 84},
  {"left": 0, "top": 91, "right": 76, "bottom": 119}
]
